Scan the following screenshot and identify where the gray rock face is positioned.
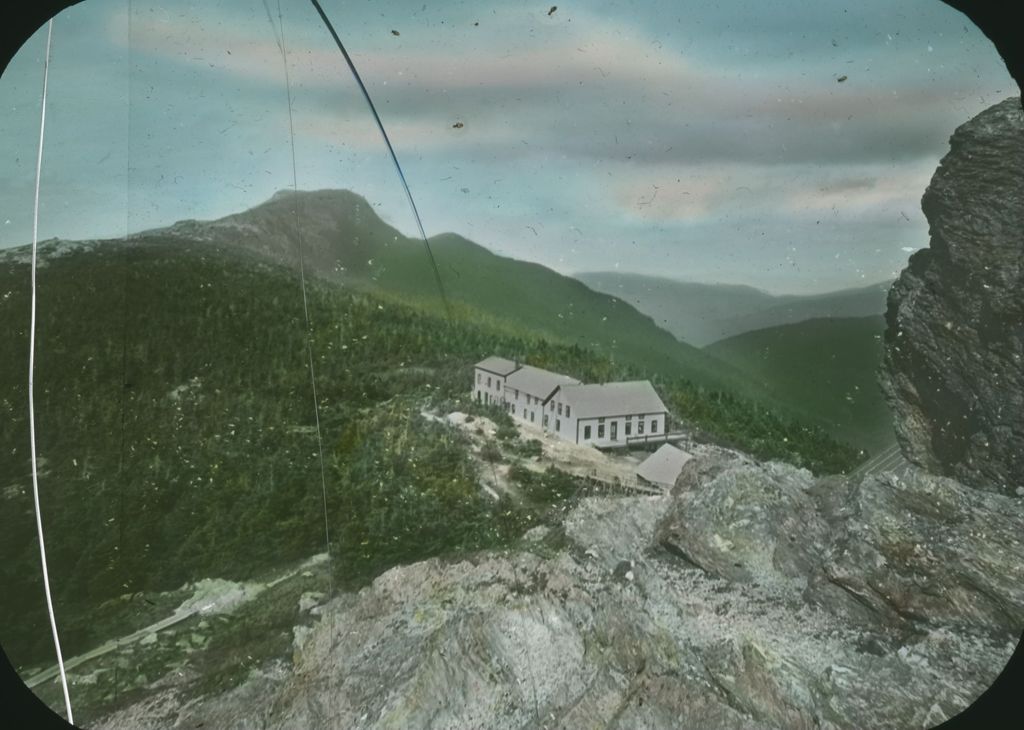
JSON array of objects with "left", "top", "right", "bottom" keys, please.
[
  {"left": 657, "top": 458, "right": 826, "bottom": 589},
  {"left": 880, "top": 96, "right": 1024, "bottom": 495},
  {"left": 94, "top": 454, "right": 1021, "bottom": 730},
  {"left": 810, "top": 468, "right": 1024, "bottom": 635}
]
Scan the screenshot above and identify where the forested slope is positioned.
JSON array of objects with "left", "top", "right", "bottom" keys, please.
[{"left": 0, "top": 241, "right": 859, "bottom": 671}]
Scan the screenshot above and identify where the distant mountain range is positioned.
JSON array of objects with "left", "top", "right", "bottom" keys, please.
[
  {"left": 574, "top": 271, "right": 893, "bottom": 347},
  {"left": 4, "top": 189, "right": 892, "bottom": 450}
]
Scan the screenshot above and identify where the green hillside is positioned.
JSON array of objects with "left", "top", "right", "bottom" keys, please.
[
  {"left": 0, "top": 241, "right": 859, "bottom": 679},
  {"left": 162, "top": 190, "right": 763, "bottom": 401},
  {"left": 719, "top": 283, "right": 892, "bottom": 339},
  {"left": 706, "top": 316, "right": 895, "bottom": 452},
  {"left": 383, "top": 233, "right": 753, "bottom": 391},
  {"left": 157, "top": 190, "right": 888, "bottom": 441}
]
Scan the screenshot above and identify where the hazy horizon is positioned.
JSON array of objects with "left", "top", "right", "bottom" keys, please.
[
  {"left": 1, "top": 0, "right": 1016, "bottom": 294},
  {"left": 4, "top": 183, "right": 900, "bottom": 298}
]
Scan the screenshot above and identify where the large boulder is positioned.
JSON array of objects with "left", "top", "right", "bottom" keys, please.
[
  {"left": 656, "top": 458, "right": 828, "bottom": 591},
  {"left": 92, "top": 485, "right": 1018, "bottom": 730},
  {"left": 880, "top": 96, "right": 1024, "bottom": 495},
  {"left": 806, "top": 466, "right": 1024, "bottom": 636}
]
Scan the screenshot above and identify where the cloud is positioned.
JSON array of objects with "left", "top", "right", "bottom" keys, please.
[
  {"left": 3, "top": 0, "right": 1013, "bottom": 296},
  {"left": 111, "top": 0, "right": 1013, "bottom": 172},
  {"left": 604, "top": 159, "right": 934, "bottom": 226}
]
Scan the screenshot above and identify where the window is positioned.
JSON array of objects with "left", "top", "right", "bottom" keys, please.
[
  {"left": 556, "top": 419, "right": 560, "bottom": 431},
  {"left": 487, "top": 376, "right": 492, "bottom": 388},
  {"left": 530, "top": 411, "right": 535, "bottom": 423},
  {"left": 599, "top": 417, "right": 605, "bottom": 423},
  {"left": 557, "top": 403, "right": 563, "bottom": 416},
  {"left": 611, "top": 421, "right": 617, "bottom": 440},
  {"left": 566, "top": 406, "right": 570, "bottom": 418},
  {"left": 625, "top": 421, "right": 632, "bottom": 436},
  {"left": 515, "top": 389, "right": 519, "bottom": 399},
  {"left": 651, "top": 419, "right": 659, "bottom": 434},
  {"left": 543, "top": 414, "right": 549, "bottom": 427},
  {"left": 523, "top": 408, "right": 527, "bottom": 418},
  {"left": 550, "top": 401, "right": 555, "bottom": 411},
  {"left": 584, "top": 425, "right": 591, "bottom": 440},
  {"left": 495, "top": 379, "right": 500, "bottom": 390},
  {"left": 638, "top": 420, "right": 645, "bottom": 435},
  {"left": 598, "top": 424, "right": 605, "bottom": 438},
  {"left": 477, "top": 373, "right": 481, "bottom": 384}
]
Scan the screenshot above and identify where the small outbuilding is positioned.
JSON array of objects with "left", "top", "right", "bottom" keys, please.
[{"left": 635, "top": 443, "right": 693, "bottom": 490}]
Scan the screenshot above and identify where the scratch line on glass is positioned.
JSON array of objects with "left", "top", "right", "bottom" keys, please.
[
  {"left": 264, "top": 0, "right": 336, "bottom": 614},
  {"left": 306, "top": 0, "right": 453, "bottom": 319},
  {"left": 29, "top": 17, "right": 75, "bottom": 725}
]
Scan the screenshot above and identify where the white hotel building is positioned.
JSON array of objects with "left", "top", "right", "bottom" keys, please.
[{"left": 472, "top": 356, "right": 670, "bottom": 448}]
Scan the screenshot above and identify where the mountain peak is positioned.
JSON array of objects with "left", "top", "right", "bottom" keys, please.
[{"left": 263, "top": 188, "right": 368, "bottom": 206}]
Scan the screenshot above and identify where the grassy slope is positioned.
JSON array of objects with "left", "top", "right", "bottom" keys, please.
[
  {"left": 381, "top": 233, "right": 754, "bottom": 392},
  {"left": 0, "top": 241, "right": 512, "bottom": 671},
  {"left": 706, "top": 316, "right": 895, "bottom": 452}
]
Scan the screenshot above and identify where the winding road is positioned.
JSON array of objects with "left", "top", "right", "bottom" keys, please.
[{"left": 23, "top": 552, "right": 328, "bottom": 690}]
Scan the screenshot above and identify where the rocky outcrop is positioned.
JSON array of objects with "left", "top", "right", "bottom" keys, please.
[
  {"left": 880, "top": 96, "right": 1024, "bottom": 495},
  {"left": 94, "top": 451, "right": 1022, "bottom": 730},
  {"left": 810, "top": 467, "right": 1024, "bottom": 635},
  {"left": 657, "top": 458, "right": 827, "bottom": 588}
]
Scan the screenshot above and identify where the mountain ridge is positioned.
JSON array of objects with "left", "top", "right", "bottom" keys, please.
[
  {"left": 6, "top": 189, "right": 785, "bottom": 410},
  {"left": 575, "top": 270, "right": 892, "bottom": 346},
  {"left": 3, "top": 188, "right": 876, "bottom": 447}
]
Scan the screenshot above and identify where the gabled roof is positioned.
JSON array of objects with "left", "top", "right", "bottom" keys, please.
[
  {"left": 636, "top": 444, "right": 692, "bottom": 488},
  {"left": 555, "top": 381, "right": 667, "bottom": 419},
  {"left": 505, "top": 365, "right": 581, "bottom": 401},
  {"left": 474, "top": 356, "right": 521, "bottom": 377}
]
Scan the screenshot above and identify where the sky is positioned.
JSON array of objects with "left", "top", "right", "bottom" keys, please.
[{"left": 0, "top": 0, "right": 1016, "bottom": 294}]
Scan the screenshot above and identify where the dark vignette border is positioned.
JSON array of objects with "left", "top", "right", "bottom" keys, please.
[{"left": 0, "top": 1, "right": 1020, "bottom": 728}]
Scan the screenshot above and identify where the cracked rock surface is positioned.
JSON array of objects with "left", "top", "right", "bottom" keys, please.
[
  {"left": 880, "top": 96, "right": 1024, "bottom": 495},
  {"left": 96, "top": 457, "right": 1021, "bottom": 730}
]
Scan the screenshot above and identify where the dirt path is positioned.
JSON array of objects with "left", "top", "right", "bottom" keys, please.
[
  {"left": 423, "top": 409, "right": 657, "bottom": 495},
  {"left": 514, "top": 419, "right": 643, "bottom": 486},
  {"left": 24, "top": 553, "right": 328, "bottom": 689}
]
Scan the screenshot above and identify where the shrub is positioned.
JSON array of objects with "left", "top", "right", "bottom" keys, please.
[
  {"left": 513, "top": 438, "right": 543, "bottom": 459},
  {"left": 480, "top": 440, "right": 503, "bottom": 463}
]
